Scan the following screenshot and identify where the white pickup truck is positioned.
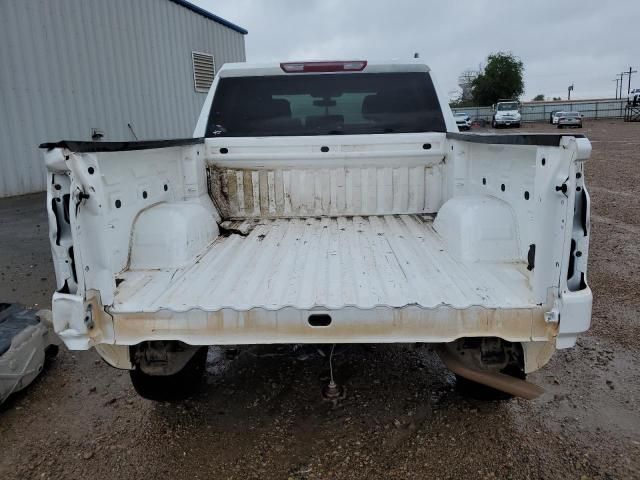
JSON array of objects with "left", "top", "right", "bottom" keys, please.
[
  {"left": 492, "top": 100, "right": 522, "bottom": 128},
  {"left": 42, "top": 60, "right": 592, "bottom": 400}
]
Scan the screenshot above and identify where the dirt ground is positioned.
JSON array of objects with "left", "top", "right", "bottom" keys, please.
[{"left": 1, "top": 120, "right": 639, "bottom": 479}]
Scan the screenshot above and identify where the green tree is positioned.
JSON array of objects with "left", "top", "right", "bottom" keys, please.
[
  {"left": 449, "top": 98, "right": 476, "bottom": 108},
  {"left": 532, "top": 94, "right": 545, "bottom": 101},
  {"left": 472, "top": 52, "right": 524, "bottom": 105}
]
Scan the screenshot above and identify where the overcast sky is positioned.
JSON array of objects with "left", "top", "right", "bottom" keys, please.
[{"left": 195, "top": 0, "right": 640, "bottom": 101}]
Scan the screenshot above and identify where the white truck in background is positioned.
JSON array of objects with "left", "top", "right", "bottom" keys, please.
[
  {"left": 42, "top": 60, "right": 592, "bottom": 400},
  {"left": 627, "top": 88, "right": 640, "bottom": 106},
  {"left": 492, "top": 100, "right": 522, "bottom": 128}
]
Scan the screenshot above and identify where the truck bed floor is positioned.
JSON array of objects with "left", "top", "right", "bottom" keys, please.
[{"left": 112, "top": 215, "right": 535, "bottom": 313}]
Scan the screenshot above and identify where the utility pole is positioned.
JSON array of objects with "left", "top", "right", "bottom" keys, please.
[
  {"left": 622, "top": 66, "right": 637, "bottom": 95},
  {"left": 567, "top": 84, "right": 574, "bottom": 101},
  {"left": 618, "top": 72, "right": 625, "bottom": 99},
  {"left": 613, "top": 78, "right": 621, "bottom": 99}
]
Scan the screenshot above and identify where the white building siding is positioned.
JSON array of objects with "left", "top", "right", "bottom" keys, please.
[{"left": 0, "top": 0, "right": 246, "bottom": 197}]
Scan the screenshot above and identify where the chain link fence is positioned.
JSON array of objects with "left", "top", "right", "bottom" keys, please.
[{"left": 451, "top": 98, "right": 628, "bottom": 124}]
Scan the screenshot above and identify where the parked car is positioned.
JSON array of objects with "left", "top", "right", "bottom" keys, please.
[
  {"left": 42, "top": 60, "right": 592, "bottom": 401},
  {"left": 492, "top": 100, "right": 521, "bottom": 128},
  {"left": 557, "top": 111, "right": 583, "bottom": 128},
  {"left": 627, "top": 88, "right": 640, "bottom": 106},
  {"left": 550, "top": 111, "right": 564, "bottom": 124},
  {"left": 454, "top": 112, "right": 471, "bottom": 130}
]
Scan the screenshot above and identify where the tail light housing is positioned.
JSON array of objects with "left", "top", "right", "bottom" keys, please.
[{"left": 280, "top": 61, "right": 367, "bottom": 73}]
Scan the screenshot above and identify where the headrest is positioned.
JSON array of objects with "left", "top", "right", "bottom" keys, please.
[
  {"left": 253, "top": 98, "right": 292, "bottom": 119},
  {"left": 270, "top": 98, "right": 292, "bottom": 118},
  {"left": 362, "top": 94, "right": 386, "bottom": 120}
]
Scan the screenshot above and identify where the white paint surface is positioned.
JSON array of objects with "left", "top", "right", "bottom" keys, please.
[{"left": 44, "top": 62, "right": 593, "bottom": 358}]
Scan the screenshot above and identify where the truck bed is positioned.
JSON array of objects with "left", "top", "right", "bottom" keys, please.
[{"left": 112, "top": 214, "right": 535, "bottom": 313}]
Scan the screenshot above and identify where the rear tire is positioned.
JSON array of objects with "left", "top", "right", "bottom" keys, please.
[{"left": 130, "top": 346, "right": 208, "bottom": 401}]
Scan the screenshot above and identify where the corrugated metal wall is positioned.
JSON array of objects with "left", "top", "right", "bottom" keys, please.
[
  {"left": 0, "top": 0, "right": 246, "bottom": 197},
  {"left": 451, "top": 98, "right": 628, "bottom": 123}
]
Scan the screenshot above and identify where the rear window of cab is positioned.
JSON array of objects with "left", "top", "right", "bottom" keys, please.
[{"left": 206, "top": 72, "right": 446, "bottom": 137}]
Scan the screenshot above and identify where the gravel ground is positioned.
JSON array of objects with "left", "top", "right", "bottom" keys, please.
[{"left": 1, "top": 120, "right": 639, "bottom": 479}]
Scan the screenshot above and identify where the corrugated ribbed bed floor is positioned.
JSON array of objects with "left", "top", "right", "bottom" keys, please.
[{"left": 112, "top": 215, "right": 534, "bottom": 313}]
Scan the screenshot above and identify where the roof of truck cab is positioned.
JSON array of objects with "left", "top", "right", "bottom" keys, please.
[{"left": 216, "top": 61, "right": 431, "bottom": 77}]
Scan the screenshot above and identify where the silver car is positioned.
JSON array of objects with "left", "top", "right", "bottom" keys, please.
[{"left": 557, "top": 112, "right": 583, "bottom": 128}]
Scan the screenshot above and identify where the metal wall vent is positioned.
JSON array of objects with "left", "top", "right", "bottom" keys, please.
[{"left": 192, "top": 52, "right": 215, "bottom": 93}]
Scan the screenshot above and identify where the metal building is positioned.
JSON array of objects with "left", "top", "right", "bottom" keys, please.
[{"left": 0, "top": 0, "right": 247, "bottom": 197}]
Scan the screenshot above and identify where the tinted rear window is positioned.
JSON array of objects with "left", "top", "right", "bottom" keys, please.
[{"left": 206, "top": 72, "right": 446, "bottom": 137}]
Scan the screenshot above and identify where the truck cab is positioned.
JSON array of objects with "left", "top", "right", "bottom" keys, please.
[{"left": 492, "top": 100, "right": 522, "bottom": 128}]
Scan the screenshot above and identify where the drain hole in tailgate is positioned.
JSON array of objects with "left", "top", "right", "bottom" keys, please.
[{"left": 308, "top": 314, "right": 332, "bottom": 327}]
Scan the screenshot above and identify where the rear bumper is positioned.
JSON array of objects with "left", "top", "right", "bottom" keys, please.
[{"left": 558, "top": 121, "right": 582, "bottom": 127}]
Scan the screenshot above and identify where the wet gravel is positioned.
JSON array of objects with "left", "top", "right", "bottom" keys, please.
[{"left": 1, "top": 120, "right": 639, "bottom": 479}]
